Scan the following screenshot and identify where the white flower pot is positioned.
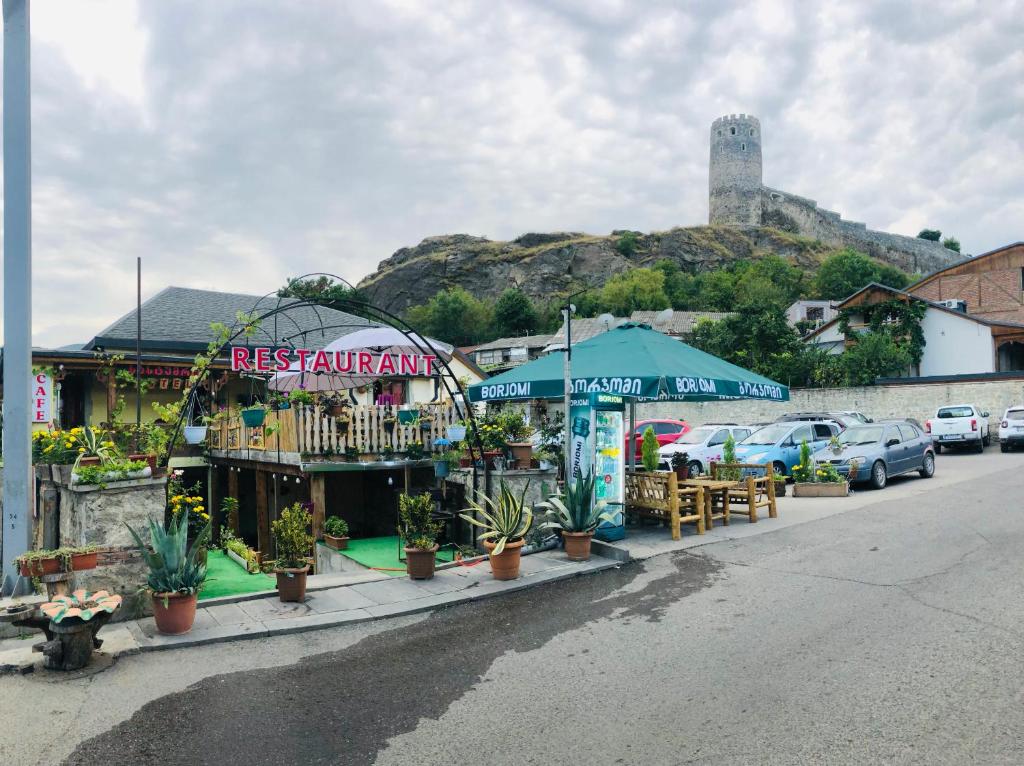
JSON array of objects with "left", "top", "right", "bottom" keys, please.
[
  {"left": 183, "top": 426, "right": 208, "bottom": 445},
  {"left": 446, "top": 425, "right": 467, "bottom": 442}
]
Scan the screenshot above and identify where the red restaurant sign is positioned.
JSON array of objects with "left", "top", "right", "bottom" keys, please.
[{"left": 230, "top": 347, "right": 438, "bottom": 376}]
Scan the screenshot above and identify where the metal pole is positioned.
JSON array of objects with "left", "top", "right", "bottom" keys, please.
[
  {"left": 562, "top": 305, "right": 572, "bottom": 482},
  {"left": 1, "top": 0, "right": 32, "bottom": 596},
  {"left": 135, "top": 256, "right": 142, "bottom": 434}
]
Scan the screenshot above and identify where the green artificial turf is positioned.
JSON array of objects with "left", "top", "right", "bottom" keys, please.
[
  {"left": 339, "top": 535, "right": 456, "bottom": 577},
  {"left": 199, "top": 549, "right": 275, "bottom": 600}
]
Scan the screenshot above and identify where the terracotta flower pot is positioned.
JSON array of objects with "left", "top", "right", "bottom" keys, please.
[
  {"left": 404, "top": 545, "right": 439, "bottom": 580},
  {"left": 483, "top": 539, "right": 525, "bottom": 580},
  {"left": 275, "top": 566, "right": 309, "bottom": 602},
  {"left": 129, "top": 453, "right": 158, "bottom": 472},
  {"left": 327, "top": 404, "right": 346, "bottom": 417},
  {"left": 77, "top": 456, "right": 101, "bottom": 467},
  {"left": 507, "top": 442, "right": 533, "bottom": 468},
  {"left": 562, "top": 531, "right": 594, "bottom": 561},
  {"left": 152, "top": 591, "right": 198, "bottom": 635},
  {"left": 18, "top": 551, "right": 98, "bottom": 577},
  {"left": 324, "top": 534, "right": 349, "bottom": 551}
]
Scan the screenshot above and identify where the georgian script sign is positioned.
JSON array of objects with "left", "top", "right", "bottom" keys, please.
[{"left": 231, "top": 347, "right": 438, "bottom": 376}]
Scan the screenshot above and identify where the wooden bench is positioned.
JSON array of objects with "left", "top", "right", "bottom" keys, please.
[
  {"left": 710, "top": 462, "right": 777, "bottom": 522},
  {"left": 625, "top": 470, "right": 705, "bottom": 540}
]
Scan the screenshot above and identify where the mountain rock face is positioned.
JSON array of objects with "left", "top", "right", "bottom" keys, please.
[{"left": 358, "top": 225, "right": 877, "bottom": 314}]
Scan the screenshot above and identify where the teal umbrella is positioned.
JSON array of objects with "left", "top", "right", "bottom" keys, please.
[{"left": 468, "top": 323, "right": 789, "bottom": 403}]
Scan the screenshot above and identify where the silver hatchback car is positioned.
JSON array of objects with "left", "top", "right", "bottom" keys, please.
[{"left": 811, "top": 420, "right": 936, "bottom": 489}]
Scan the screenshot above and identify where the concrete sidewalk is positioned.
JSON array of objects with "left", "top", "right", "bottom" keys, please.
[{"left": 0, "top": 549, "right": 616, "bottom": 673}]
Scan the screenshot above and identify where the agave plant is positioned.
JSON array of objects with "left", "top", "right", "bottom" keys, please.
[
  {"left": 459, "top": 480, "right": 533, "bottom": 555},
  {"left": 73, "top": 427, "right": 117, "bottom": 469},
  {"left": 125, "top": 510, "right": 210, "bottom": 595},
  {"left": 538, "top": 470, "right": 616, "bottom": 534}
]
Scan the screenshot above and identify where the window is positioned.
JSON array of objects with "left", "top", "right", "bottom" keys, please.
[
  {"left": 733, "top": 428, "right": 751, "bottom": 441},
  {"left": 730, "top": 126, "right": 736, "bottom": 135},
  {"left": 709, "top": 429, "right": 729, "bottom": 446},
  {"left": 937, "top": 406, "right": 974, "bottom": 418},
  {"left": 897, "top": 424, "right": 919, "bottom": 441},
  {"left": 885, "top": 427, "right": 902, "bottom": 445},
  {"left": 813, "top": 424, "right": 834, "bottom": 440},
  {"left": 791, "top": 425, "right": 814, "bottom": 444},
  {"left": 741, "top": 143, "right": 746, "bottom": 150},
  {"left": 749, "top": 129, "right": 755, "bottom": 136},
  {"left": 476, "top": 350, "right": 502, "bottom": 365},
  {"left": 1020, "top": 266, "right": 1024, "bottom": 291},
  {"left": 653, "top": 422, "right": 679, "bottom": 436},
  {"left": 806, "top": 306, "right": 824, "bottom": 321},
  {"left": 717, "top": 129, "right": 723, "bottom": 137}
]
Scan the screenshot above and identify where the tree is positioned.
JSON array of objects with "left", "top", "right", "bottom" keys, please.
[
  {"left": 873, "top": 263, "right": 910, "bottom": 290},
  {"left": 917, "top": 229, "right": 942, "bottom": 242},
  {"left": 404, "top": 287, "right": 493, "bottom": 346},
  {"left": 942, "top": 237, "right": 961, "bottom": 253},
  {"left": 597, "top": 268, "right": 669, "bottom": 315},
  {"left": 814, "top": 249, "right": 880, "bottom": 300},
  {"left": 641, "top": 427, "right": 660, "bottom": 472},
  {"left": 615, "top": 231, "right": 640, "bottom": 257},
  {"left": 840, "top": 332, "right": 913, "bottom": 385},
  {"left": 491, "top": 288, "right": 539, "bottom": 337},
  {"left": 278, "top": 276, "right": 370, "bottom": 317}
]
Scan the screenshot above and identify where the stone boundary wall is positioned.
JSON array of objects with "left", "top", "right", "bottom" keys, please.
[
  {"left": 638, "top": 377, "right": 1024, "bottom": 431},
  {"left": 760, "top": 186, "right": 963, "bottom": 275}
]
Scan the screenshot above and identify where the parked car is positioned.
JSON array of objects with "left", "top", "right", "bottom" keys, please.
[
  {"left": 925, "top": 404, "right": 991, "bottom": 453},
  {"left": 836, "top": 410, "right": 873, "bottom": 424},
  {"left": 812, "top": 420, "right": 935, "bottom": 490},
  {"left": 734, "top": 421, "right": 840, "bottom": 478},
  {"left": 625, "top": 419, "right": 689, "bottom": 459},
  {"left": 775, "top": 412, "right": 858, "bottom": 429},
  {"left": 999, "top": 406, "right": 1024, "bottom": 452},
  {"left": 656, "top": 424, "right": 753, "bottom": 475}
]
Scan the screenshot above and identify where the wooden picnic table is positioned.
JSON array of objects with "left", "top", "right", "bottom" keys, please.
[{"left": 681, "top": 478, "right": 738, "bottom": 529}]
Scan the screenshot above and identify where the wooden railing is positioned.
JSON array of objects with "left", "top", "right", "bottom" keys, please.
[{"left": 209, "top": 404, "right": 462, "bottom": 458}]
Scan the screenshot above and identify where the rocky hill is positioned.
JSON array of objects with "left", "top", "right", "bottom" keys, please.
[{"left": 357, "top": 225, "right": 883, "bottom": 314}]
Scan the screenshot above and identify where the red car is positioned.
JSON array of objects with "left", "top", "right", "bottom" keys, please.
[{"left": 626, "top": 419, "right": 690, "bottom": 460}]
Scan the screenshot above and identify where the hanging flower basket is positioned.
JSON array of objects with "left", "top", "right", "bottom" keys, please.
[
  {"left": 446, "top": 425, "right": 467, "bottom": 442},
  {"left": 397, "top": 410, "right": 418, "bottom": 425},
  {"left": 241, "top": 408, "right": 266, "bottom": 428},
  {"left": 183, "top": 426, "right": 208, "bottom": 445}
]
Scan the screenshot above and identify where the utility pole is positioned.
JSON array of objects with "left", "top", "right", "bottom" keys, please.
[
  {"left": 1, "top": 0, "right": 32, "bottom": 595},
  {"left": 562, "top": 303, "right": 572, "bottom": 482}
]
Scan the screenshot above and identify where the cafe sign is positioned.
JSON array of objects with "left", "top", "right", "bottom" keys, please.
[
  {"left": 32, "top": 372, "right": 51, "bottom": 423},
  {"left": 230, "top": 347, "right": 438, "bottom": 376}
]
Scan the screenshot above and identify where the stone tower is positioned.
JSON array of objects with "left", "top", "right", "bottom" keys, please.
[{"left": 709, "top": 114, "right": 763, "bottom": 226}]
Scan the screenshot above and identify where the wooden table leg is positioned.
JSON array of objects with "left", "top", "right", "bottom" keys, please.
[{"left": 704, "top": 491, "right": 713, "bottom": 530}]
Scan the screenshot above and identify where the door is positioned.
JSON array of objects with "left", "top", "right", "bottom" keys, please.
[
  {"left": 883, "top": 425, "right": 906, "bottom": 473},
  {"left": 898, "top": 423, "right": 925, "bottom": 471},
  {"left": 783, "top": 425, "right": 814, "bottom": 470}
]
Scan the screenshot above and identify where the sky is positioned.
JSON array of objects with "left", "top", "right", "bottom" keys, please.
[{"left": 3, "top": 0, "right": 1022, "bottom": 347}]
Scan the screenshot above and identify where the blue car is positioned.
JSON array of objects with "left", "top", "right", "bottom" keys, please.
[{"left": 734, "top": 421, "right": 841, "bottom": 477}]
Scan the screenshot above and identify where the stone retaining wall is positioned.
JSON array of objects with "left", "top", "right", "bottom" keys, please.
[{"left": 637, "top": 378, "right": 1024, "bottom": 430}]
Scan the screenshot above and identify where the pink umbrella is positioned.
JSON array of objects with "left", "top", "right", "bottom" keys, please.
[{"left": 268, "top": 327, "right": 452, "bottom": 393}]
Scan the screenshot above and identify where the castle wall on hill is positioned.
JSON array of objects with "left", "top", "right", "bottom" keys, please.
[
  {"left": 760, "top": 187, "right": 962, "bottom": 275},
  {"left": 709, "top": 113, "right": 966, "bottom": 276}
]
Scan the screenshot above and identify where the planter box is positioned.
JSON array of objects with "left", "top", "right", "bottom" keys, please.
[
  {"left": 793, "top": 482, "right": 848, "bottom": 498},
  {"left": 225, "top": 547, "right": 259, "bottom": 574}
]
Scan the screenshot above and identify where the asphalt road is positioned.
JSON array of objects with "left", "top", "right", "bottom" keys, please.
[{"left": 5, "top": 450, "right": 1024, "bottom": 765}]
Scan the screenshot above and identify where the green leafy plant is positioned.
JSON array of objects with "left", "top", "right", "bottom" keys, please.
[
  {"left": 815, "top": 462, "right": 844, "bottom": 483},
  {"left": 288, "top": 389, "right": 314, "bottom": 406},
  {"left": 398, "top": 493, "right": 443, "bottom": 550},
  {"left": 324, "top": 516, "right": 349, "bottom": 538},
  {"left": 405, "top": 441, "right": 426, "bottom": 460},
  {"left": 73, "top": 458, "right": 148, "bottom": 487},
  {"left": 220, "top": 496, "right": 240, "bottom": 532},
  {"left": 15, "top": 545, "right": 97, "bottom": 576},
  {"left": 271, "top": 502, "right": 313, "bottom": 569},
  {"left": 719, "top": 434, "right": 740, "bottom": 480},
  {"left": 459, "top": 480, "right": 533, "bottom": 555},
  {"left": 344, "top": 446, "right": 360, "bottom": 461},
  {"left": 223, "top": 535, "right": 260, "bottom": 573},
  {"left": 641, "top": 426, "right": 660, "bottom": 472},
  {"left": 792, "top": 440, "right": 814, "bottom": 483},
  {"left": 538, "top": 470, "right": 614, "bottom": 534},
  {"left": 125, "top": 512, "right": 210, "bottom": 596}
]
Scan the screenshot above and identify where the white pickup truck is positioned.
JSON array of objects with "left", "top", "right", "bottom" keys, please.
[{"left": 926, "top": 404, "right": 991, "bottom": 453}]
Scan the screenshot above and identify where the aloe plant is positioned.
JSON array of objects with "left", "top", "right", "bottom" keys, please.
[
  {"left": 459, "top": 480, "right": 533, "bottom": 555},
  {"left": 125, "top": 511, "right": 210, "bottom": 595},
  {"left": 538, "top": 470, "right": 615, "bottom": 534}
]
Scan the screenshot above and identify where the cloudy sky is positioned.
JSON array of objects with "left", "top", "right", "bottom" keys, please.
[{"left": 6, "top": 0, "right": 1023, "bottom": 346}]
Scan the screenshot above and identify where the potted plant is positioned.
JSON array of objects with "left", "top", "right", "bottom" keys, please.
[
  {"left": 406, "top": 440, "right": 426, "bottom": 460},
  {"left": 241, "top": 402, "right": 267, "bottom": 428},
  {"left": 74, "top": 427, "right": 116, "bottom": 469},
  {"left": 343, "top": 445, "right": 360, "bottom": 462},
  {"left": 538, "top": 470, "right": 615, "bottom": 561},
  {"left": 641, "top": 426, "right": 661, "bottom": 472},
  {"left": 670, "top": 451, "right": 690, "bottom": 481},
  {"left": 271, "top": 502, "right": 313, "bottom": 602},
  {"left": 535, "top": 448, "right": 557, "bottom": 471},
  {"left": 397, "top": 408, "right": 418, "bottom": 425},
  {"left": 399, "top": 492, "right": 443, "bottom": 580},
  {"left": 380, "top": 445, "right": 396, "bottom": 461},
  {"left": 792, "top": 439, "right": 849, "bottom": 497},
  {"left": 325, "top": 394, "right": 349, "bottom": 418},
  {"left": 323, "top": 516, "right": 350, "bottom": 550},
  {"left": 16, "top": 545, "right": 99, "bottom": 577},
  {"left": 447, "top": 424, "right": 467, "bottom": 442},
  {"left": 270, "top": 392, "right": 290, "bottom": 411},
  {"left": 183, "top": 422, "right": 208, "bottom": 445},
  {"left": 460, "top": 480, "right": 533, "bottom": 581},
  {"left": 125, "top": 512, "right": 210, "bottom": 635},
  {"left": 288, "top": 389, "right": 314, "bottom": 408},
  {"left": 382, "top": 411, "right": 397, "bottom": 435}
]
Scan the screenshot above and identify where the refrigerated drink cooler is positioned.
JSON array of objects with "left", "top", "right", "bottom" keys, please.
[{"left": 569, "top": 393, "right": 626, "bottom": 541}]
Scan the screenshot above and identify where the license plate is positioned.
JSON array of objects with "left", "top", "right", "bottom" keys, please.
[{"left": 940, "top": 435, "right": 960, "bottom": 441}]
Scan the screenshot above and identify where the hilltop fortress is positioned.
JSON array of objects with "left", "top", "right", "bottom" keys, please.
[{"left": 709, "top": 114, "right": 965, "bottom": 274}]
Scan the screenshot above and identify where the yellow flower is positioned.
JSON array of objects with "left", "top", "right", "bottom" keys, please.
[
  {"left": 78, "top": 447, "right": 86, "bottom": 453},
  {"left": 194, "top": 505, "right": 204, "bottom": 513}
]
